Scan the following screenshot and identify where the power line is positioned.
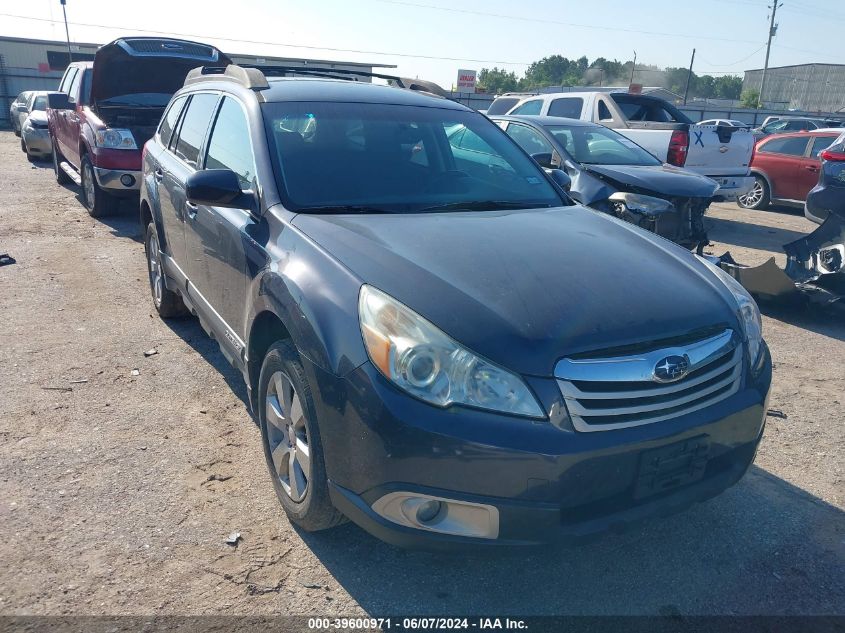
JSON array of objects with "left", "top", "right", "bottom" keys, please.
[
  {"left": 699, "top": 43, "right": 768, "bottom": 67},
  {"left": 0, "top": 12, "right": 533, "bottom": 66}
]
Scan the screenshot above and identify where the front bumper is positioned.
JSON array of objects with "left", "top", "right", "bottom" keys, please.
[
  {"left": 21, "top": 126, "right": 51, "bottom": 155},
  {"left": 305, "top": 343, "right": 772, "bottom": 548},
  {"left": 94, "top": 167, "right": 142, "bottom": 192},
  {"left": 710, "top": 175, "right": 754, "bottom": 201}
]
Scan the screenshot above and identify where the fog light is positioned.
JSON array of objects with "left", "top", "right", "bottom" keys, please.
[
  {"left": 371, "top": 492, "right": 499, "bottom": 539},
  {"left": 415, "top": 499, "right": 442, "bottom": 523},
  {"left": 120, "top": 174, "right": 135, "bottom": 187}
]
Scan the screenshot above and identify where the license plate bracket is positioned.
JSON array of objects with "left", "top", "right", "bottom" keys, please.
[{"left": 634, "top": 436, "right": 709, "bottom": 500}]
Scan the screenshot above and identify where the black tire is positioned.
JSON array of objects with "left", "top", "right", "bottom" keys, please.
[
  {"left": 52, "top": 140, "right": 72, "bottom": 185},
  {"left": 13, "top": 124, "right": 21, "bottom": 138},
  {"left": 80, "top": 154, "right": 119, "bottom": 217},
  {"left": 144, "top": 221, "right": 188, "bottom": 318},
  {"left": 258, "top": 340, "right": 345, "bottom": 532},
  {"left": 20, "top": 138, "right": 27, "bottom": 153},
  {"left": 737, "top": 175, "right": 770, "bottom": 210}
]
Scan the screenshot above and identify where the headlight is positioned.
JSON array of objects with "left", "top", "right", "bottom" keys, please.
[
  {"left": 94, "top": 128, "right": 137, "bottom": 150},
  {"left": 359, "top": 285, "right": 544, "bottom": 418},
  {"left": 608, "top": 192, "right": 674, "bottom": 216},
  {"left": 699, "top": 258, "right": 763, "bottom": 363}
]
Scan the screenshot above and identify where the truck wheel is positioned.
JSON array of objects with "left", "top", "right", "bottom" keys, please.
[
  {"left": 737, "top": 176, "right": 770, "bottom": 210},
  {"left": 52, "top": 141, "right": 71, "bottom": 185},
  {"left": 144, "top": 221, "right": 188, "bottom": 318},
  {"left": 258, "top": 340, "right": 346, "bottom": 532},
  {"left": 81, "top": 155, "right": 119, "bottom": 217}
]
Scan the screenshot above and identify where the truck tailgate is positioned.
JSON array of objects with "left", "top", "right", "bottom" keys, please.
[{"left": 685, "top": 124, "right": 754, "bottom": 177}]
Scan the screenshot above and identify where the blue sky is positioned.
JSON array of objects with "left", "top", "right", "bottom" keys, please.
[{"left": 3, "top": 0, "right": 843, "bottom": 87}]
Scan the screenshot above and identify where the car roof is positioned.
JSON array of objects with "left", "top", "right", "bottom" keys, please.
[
  {"left": 490, "top": 114, "right": 597, "bottom": 127},
  {"left": 758, "top": 130, "right": 841, "bottom": 141},
  {"left": 256, "top": 77, "right": 468, "bottom": 110}
]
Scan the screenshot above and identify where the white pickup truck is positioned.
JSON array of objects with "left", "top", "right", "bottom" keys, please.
[{"left": 503, "top": 92, "right": 755, "bottom": 200}]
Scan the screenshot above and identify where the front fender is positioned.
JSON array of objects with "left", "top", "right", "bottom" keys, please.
[{"left": 245, "top": 209, "right": 368, "bottom": 378}]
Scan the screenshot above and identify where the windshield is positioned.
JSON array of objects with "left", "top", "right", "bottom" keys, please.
[
  {"left": 31, "top": 96, "right": 47, "bottom": 111},
  {"left": 263, "top": 102, "right": 565, "bottom": 213},
  {"left": 545, "top": 124, "right": 661, "bottom": 166}
]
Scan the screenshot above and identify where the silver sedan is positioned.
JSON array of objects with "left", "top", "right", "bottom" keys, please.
[{"left": 20, "top": 93, "right": 52, "bottom": 161}]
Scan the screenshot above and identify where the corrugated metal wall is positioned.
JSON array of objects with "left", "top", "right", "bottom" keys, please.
[{"left": 743, "top": 64, "right": 845, "bottom": 113}]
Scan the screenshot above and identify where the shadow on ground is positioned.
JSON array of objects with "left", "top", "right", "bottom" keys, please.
[
  {"left": 760, "top": 300, "right": 845, "bottom": 342},
  {"left": 707, "top": 215, "right": 809, "bottom": 252}
]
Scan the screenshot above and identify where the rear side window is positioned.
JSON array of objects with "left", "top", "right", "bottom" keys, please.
[
  {"left": 506, "top": 123, "right": 553, "bottom": 156},
  {"left": 510, "top": 99, "right": 543, "bottom": 115},
  {"left": 68, "top": 70, "right": 83, "bottom": 103},
  {"left": 174, "top": 93, "right": 219, "bottom": 168},
  {"left": 59, "top": 68, "right": 77, "bottom": 94},
  {"left": 158, "top": 96, "right": 188, "bottom": 148},
  {"left": 205, "top": 97, "right": 257, "bottom": 188},
  {"left": 811, "top": 136, "right": 836, "bottom": 157},
  {"left": 548, "top": 98, "right": 583, "bottom": 118},
  {"left": 785, "top": 120, "right": 812, "bottom": 131},
  {"left": 597, "top": 100, "right": 613, "bottom": 121},
  {"left": 759, "top": 136, "right": 810, "bottom": 156},
  {"left": 486, "top": 97, "right": 520, "bottom": 115}
]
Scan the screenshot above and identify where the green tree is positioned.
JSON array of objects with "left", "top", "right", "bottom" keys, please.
[
  {"left": 740, "top": 89, "right": 760, "bottom": 108},
  {"left": 713, "top": 75, "right": 743, "bottom": 100},
  {"left": 477, "top": 67, "right": 519, "bottom": 94},
  {"left": 522, "top": 55, "right": 573, "bottom": 88}
]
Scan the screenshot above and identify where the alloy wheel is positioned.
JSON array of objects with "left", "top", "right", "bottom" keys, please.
[
  {"left": 83, "top": 162, "right": 96, "bottom": 210},
  {"left": 147, "top": 232, "right": 163, "bottom": 307},
  {"left": 265, "top": 370, "right": 310, "bottom": 503},
  {"left": 739, "top": 179, "right": 763, "bottom": 208}
]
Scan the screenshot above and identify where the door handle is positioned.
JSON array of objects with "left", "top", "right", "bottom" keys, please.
[
  {"left": 185, "top": 201, "right": 198, "bottom": 218},
  {"left": 805, "top": 165, "right": 819, "bottom": 172},
  {"left": 154, "top": 169, "right": 164, "bottom": 182}
]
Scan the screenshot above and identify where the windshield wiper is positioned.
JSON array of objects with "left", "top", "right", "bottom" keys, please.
[
  {"left": 416, "top": 200, "right": 552, "bottom": 213},
  {"left": 294, "top": 205, "right": 395, "bottom": 214}
]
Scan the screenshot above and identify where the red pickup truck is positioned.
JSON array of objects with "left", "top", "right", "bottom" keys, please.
[{"left": 48, "top": 37, "right": 230, "bottom": 217}]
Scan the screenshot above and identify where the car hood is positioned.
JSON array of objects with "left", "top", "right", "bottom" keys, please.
[
  {"left": 582, "top": 164, "right": 719, "bottom": 198},
  {"left": 91, "top": 38, "right": 231, "bottom": 105},
  {"left": 26, "top": 111, "right": 47, "bottom": 124},
  {"left": 292, "top": 206, "right": 740, "bottom": 376}
]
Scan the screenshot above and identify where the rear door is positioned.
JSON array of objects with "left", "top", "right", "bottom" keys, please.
[
  {"left": 795, "top": 134, "right": 838, "bottom": 200},
  {"left": 53, "top": 66, "right": 78, "bottom": 159},
  {"left": 755, "top": 135, "right": 812, "bottom": 200},
  {"left": 166, "top": 93, "right": 220, "bottom": 287}
]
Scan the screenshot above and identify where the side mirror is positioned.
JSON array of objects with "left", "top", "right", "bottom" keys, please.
[
  {"left": 548, "top": 168, "right": 571, "bottom": 192},
  {"left": 185, "top": 169, "right": 244, "bottom": 207},
  {"left": 47, "top": 93, "right": 72, "bottom": 110},
  {"left": 531, "top": 152, "right": 555, "bottom": 169}
]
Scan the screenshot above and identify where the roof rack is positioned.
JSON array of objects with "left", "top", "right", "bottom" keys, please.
[{"left": 184, "top": 64, "right": 447, "bottom": 98}]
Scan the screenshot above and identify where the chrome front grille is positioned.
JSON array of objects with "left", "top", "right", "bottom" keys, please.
[{"left": 555, "top": 329, "right": 743, "bottom": 432}]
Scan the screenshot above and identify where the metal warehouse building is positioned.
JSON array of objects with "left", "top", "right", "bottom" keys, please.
[
  {"left": 743, "top": 63, "right": 845, "bottom": 113},
  {"left": 0, "top": 35, "right": 393, "bottom": 127}
]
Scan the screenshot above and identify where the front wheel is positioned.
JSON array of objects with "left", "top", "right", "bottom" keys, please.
[
  {"left": 80, "top": 155, "right": 119, "bottom": 217},
  {"left": 737, "top": 176, "right": 770, "bottom": 210},
  {"left": 258, "top": 340, "right": 345, "bottom": 532}
]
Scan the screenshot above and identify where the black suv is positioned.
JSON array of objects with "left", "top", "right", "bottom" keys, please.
[{"left": 141, "top": 65, "right": 771, "bottom": 548}]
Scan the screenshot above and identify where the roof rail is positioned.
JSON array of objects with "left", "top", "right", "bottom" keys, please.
[{"left": 183, "top": 63, "right": 447, "bottom": 98}]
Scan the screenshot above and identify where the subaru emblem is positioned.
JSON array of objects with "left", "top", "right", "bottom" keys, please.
[{"left": 653, "top": 355, "right": 690, "bottom": 383}]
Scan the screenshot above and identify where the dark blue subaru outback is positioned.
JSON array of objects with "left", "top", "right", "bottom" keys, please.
[{"left": 140, "top": 65, "right": 772, "bottom": 547}]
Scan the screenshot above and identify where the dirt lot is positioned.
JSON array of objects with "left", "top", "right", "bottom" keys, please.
[{"left": 0, "top": 129, "right": 842, "bottom": 616}]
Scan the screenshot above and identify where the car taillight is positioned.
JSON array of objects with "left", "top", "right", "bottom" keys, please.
[
  {"left": 820, "top": 148, "right": 845, "bottom": 161},
  {"left": 667, "top": 129, "right": 689, "bottom": 167}
]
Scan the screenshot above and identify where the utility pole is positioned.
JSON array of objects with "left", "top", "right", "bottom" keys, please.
[
  {"left": 683, "top": 48, "right": 696, "bottom": 105},
  {"left": 60, "top": 0, "right": 72, "bottom": 64},
  {"left": 758, "top": 1, "right": 782, "bottom": 109},
  {"left": 629, "top": 51, "right": 637, "bottom": 86}
]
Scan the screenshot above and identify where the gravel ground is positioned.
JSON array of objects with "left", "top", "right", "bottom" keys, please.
[{"left": 0, "top": 130, "right": 842, "bottom": 616}]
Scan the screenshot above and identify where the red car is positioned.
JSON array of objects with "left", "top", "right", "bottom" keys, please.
[
  {"left": 47, "top": 38, "right": 230, "bottom": 217},
  {"left": 737, "top": 129, "right": 841, "bottom": 210}
]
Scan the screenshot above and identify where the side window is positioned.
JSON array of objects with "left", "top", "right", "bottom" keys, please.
[
  {"left": 811, "top": 136, "right": 835, "bottom": 157},
  {"left": 506, "top": 124, "right": 553, "bottom": 156},
  {"left": 59, "top": 68, "right": 77, "bottom": 95},
  {"left": 173, "top": 93, "right": 219, "bottom": 168},
  {"left": 158, "top": 96, "right": 188, "bottom": 149},
  {"left": 204, "top": 97, "right": 257, "bottom": 188},
  {"left": 786, "top": 120, "right": 810, "bottom": 131},
  {"left": 758, "top": 136, "right": 810, "bottom": 156},
  {"left": 510, "top": 99, "right": 543, "bottom": 115},
  {"left": 68, "top": 70, "right": 83, "bottom": 103},
  {"left": 598, "top": 100, "right": 613, "bottom": 121},
  {"left": 548, "top": 98, "right": 583, "bottom": 118},
  {"left": 459, "top": 128, "right": 496, "bottom": 154}
]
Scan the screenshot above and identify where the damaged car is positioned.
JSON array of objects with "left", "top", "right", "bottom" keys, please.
[
  {"left": 47, "top": 37, "right": 231, "bottom": 217},
  {"left": 710, "top": 212, "right": 845, "bottom": 308},
  {"left": 489, "top": 115, "right": 718, "bottom": 251}
]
